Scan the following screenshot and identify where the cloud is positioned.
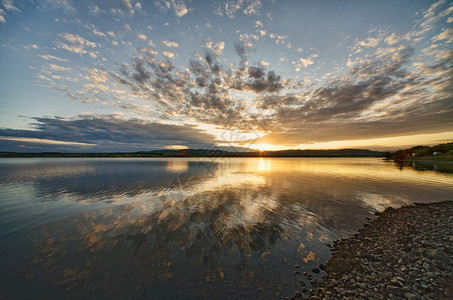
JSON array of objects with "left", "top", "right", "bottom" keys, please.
[
  {"left": 0, "top": 0, "right": 21, "bottom": 24},
  {"left": 162, "top": 51, "right": 175, "bottom": 59},
  {"left": 385, "top": 32, "right": 401, "bottom": 45},
  {"left": 412, "top": 0, "right": 448, "bottom": 39},
  {"left": 357, "top": 37, "right": 381, "bottom": 47},
  {"left": 205, "top": 41, "right": 225, "bottom": 55},
  {"left": 214, "top": 0, "right": 262, "bottom": 18},
  {"left": 258, "top": 45, "right": 453, "bottom": 145},
  {"left": 254, "top": 20, "right": 263, "bottom": 28},
  {"left": 243, "top": 0, "right": 261, "bottom": 15},
  {"left": 89, "top": 5, "right": 100, "bottom": 14},
  {"left": 120, "top": 0, "right": 134, "bottom": 13},
  {"left": 35, "top": 1, "right": 452, "bottom": 149},
  {"left": 59, "top": 33, "right": 96, "bottom": 56},
  {"left": 45, "top": 0, "right": 75, "bottom": 12},
  {"left": 24, "top": 44, "right": 40, "bottom": 50},
  {"left": 293, "top": 54, "right": 318, "bottom": 71},
  {"left": 163, "top": 40, "right": 179, "bottom": 48},
  {"left": 432, "top": 27, "right": 453, "bottom": 43},
  {"left": 139, "top": 47, "right": 158, "bottom": 56},
  {"left": 154, "top": 0, "right": 190, "bottom": 17},
  {"left": 215, "top": 0, "right": 254, "bottom": 18},
  {"left": 0, "top": 115, "right": 218, "bottom": 152},
  {"left": 137, "top": 33, "right": 147, "bottom": 40},
  {"left": 86, "top": 24, "right": 107, "bottom": 38},
  {"left": 48, "top": 63, "right": 71, "bottom": 72},
  {"left": 0, "top": 9, "right": 5, "bottom": 23},
  {"left": 39, "top": 55, "right": 68, "bottom": 62},
  {"left": 1, "top": 0, "right": 19, "bottom": 11}
]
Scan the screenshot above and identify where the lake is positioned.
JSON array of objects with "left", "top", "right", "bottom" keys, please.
[{"left": 1, "top": 157, "right": 452, "bottom": 299}]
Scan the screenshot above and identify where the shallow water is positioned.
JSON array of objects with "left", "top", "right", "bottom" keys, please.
[{"left": 1, "top": 157, "right": 452, "bottom": 299}]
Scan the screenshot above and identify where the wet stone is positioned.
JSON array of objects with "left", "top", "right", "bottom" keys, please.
[{"left": 299, "top": 202, "right": 453, "bottom": 300}]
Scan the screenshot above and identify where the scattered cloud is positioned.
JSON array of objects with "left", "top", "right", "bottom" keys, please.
[
  {"left": 163, "top": 40, "right": 179, "bottom": 47},
  {"left": 205, "top": 41, "right": 225, "bottom": 55},
  {"left": 243, "top": 0, "right": 261, "bottom": 15},
  {"left": 58, "top": 33, "right": 97, "bottom": 57},
  {"left": 137, "top": 33, "right": 147, "bottom": 40},
  {"left": 2, "top": 0, "right": 452, "bottom": 151},
  {"left": 293, "top": 54, "right": 318, "bottom": 71},
  {"left": 38, "top": 54, "right": 68, "bottom": 62},
  {"left": 432, "top": 27, "right": 453, "bottom": 43},
  {"left": 254, "top": 20, "right": 263, "bottom": 28},
  {"left": 385, "top": 32, "right": 401, "bottom": 45},
  {"left": 1, "top": 0, "right": 19, "bottom": 11},
  {"left": 0, "top": 8, "right": 5, "bottom": 23},
  {"left": 48, "top": 63, "right": 71, "bottom": 72},
  {"left": 45, "top": 0, "right": 75, "bottom": 12},
  {"left": 154, "top": 0, "right": 190, "bottom": 17},
  {"left": 162, "top": 51, "right": 175, "bottom": 58},
  {"left": 215, "top": 0, "right": 262, "bottom": 18}
]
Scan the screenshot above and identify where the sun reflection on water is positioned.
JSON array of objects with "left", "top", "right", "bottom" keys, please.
[{"left": 1, "top": 158, "right": 452, "bottom": 299}]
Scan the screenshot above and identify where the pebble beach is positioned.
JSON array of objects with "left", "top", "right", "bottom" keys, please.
[{"left": 292, "top": 201, "right": 453, "bottom": 300}]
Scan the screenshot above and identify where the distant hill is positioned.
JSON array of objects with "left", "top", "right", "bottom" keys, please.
[
  {"left": 0, "top": 148, "right": 383, "bottom": 158},
  {"left": 385, "top": 142, "right": 453, "bottom": 161},
  {"left": 258, "top": 149, "right": 382, "bottom": 157}
]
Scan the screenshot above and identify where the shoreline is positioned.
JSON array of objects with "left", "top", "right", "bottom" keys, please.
[{"left": 293, "top": 201, "right": 453, "bottom": 300}]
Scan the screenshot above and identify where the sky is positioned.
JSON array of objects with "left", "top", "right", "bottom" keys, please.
[{"left": 0, "top": 0, "right": 452, "bottom": 152}]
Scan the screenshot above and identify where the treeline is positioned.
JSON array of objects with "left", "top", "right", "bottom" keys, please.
[
  {"left": 0, "top": 148, "right": 383, "bottom": 158},
  {"left": 384, "top": 142, "right": 453, "bottom": 161}
]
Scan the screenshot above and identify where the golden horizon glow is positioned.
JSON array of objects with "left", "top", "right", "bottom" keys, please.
[
  {"left": 250, "top": 143, "right": 285, "bottom": 151},
  {"left": 164, "top": 145, "right": 189, "bottom": 150},
  {"left": 0, "top": 136, "right": 96, "bottom": 146},
  {"left": 234, "top": 131, "right": 453, "bottom": 151}
]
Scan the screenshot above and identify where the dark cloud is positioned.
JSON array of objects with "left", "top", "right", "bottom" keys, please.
[
  {"left": 0, "top": 115, "right": 218, "bottom": 152},
  {"left": 248, "top": 45, "right": 453, "bottom": 145},
  {"left": 35, "top": 34, "right": 453, "bottom": 149},
  {"left": 131, "top": 57, "right": 151, "bottom": 86}
]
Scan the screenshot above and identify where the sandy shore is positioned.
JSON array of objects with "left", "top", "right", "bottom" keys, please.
[{"left": 291, "top": 201, "right": 453, "bottom": 300}]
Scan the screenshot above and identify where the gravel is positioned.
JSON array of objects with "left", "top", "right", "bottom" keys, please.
[{"left": 290, "top": 201, "right": 453, "bottom": 300}]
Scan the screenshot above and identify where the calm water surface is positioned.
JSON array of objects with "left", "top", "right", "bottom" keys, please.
[{"left": 1, "top": 158, "right": 452, "bottom": 299}]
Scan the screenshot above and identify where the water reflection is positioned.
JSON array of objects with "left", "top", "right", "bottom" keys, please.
[
  {"left": 1, "top": 158, "right": 452, "bottom": 299},
  {"left": 394, "top": 160, "right": 453, "bottom": 174},
  {"left": 166, "top": 159, "right": 189, "bottom": 173}
]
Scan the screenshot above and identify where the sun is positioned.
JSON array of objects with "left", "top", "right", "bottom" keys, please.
[{"left": 252, "top": 144, "right": 281, "bottom": 151}]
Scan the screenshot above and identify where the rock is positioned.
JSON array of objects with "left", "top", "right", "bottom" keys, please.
[
  {"left": 391, "top": 277, "right": 403, "bottom": 287},
  {"left": 387, "top": 285, "right": 404, "bottom": 296},
  {"left": 404, "top": 292, "right": 421, "bottom": 300},
  {"left": 303, "top": 202, "right": 453, "bottom": 300},
  {"left": 357, "top": 282, "right": 367, "bottom": 289},
  {"left": 426, "top": 249, "right": 449, "bottom": 261},
  {"left": 294, "top": 270, "right": 300, "bottom": 275},
  {"left": 294, "top": 264, "right": 300, "bottom": 268}
]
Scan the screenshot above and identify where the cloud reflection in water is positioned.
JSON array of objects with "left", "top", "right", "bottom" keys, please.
[{"left": 1, "top": 158, "right": 452, "bottom": 298}]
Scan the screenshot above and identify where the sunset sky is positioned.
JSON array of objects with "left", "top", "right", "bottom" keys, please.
[{"left": 0, "top": 0, "right": 452, "bottom": 152}]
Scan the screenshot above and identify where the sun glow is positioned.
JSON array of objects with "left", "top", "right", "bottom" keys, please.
[{"left": 251, "top": 144, "right": 285, "bottom": 151}]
